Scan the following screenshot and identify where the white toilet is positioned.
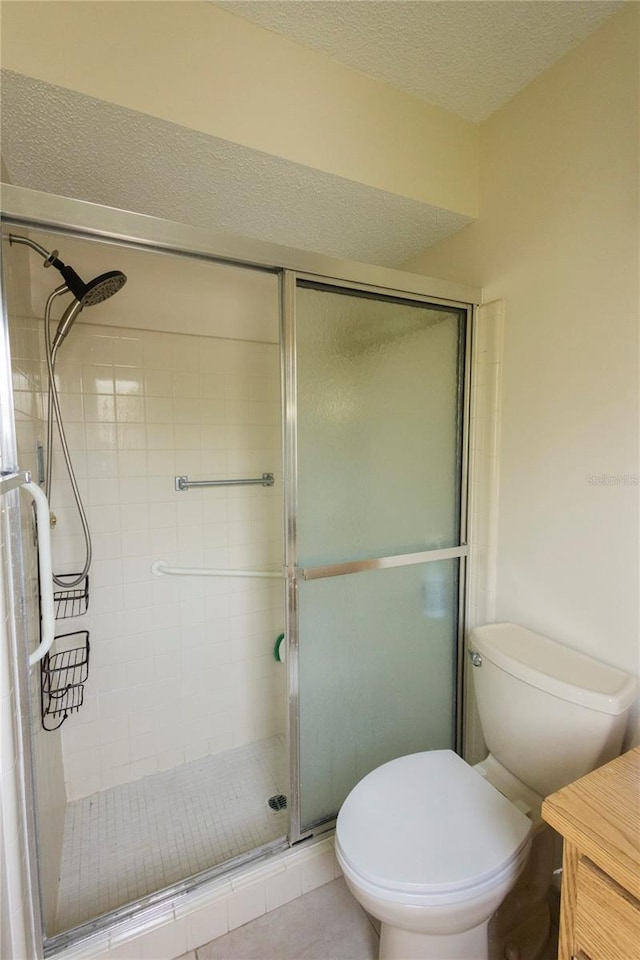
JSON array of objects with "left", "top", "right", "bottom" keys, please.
[{"left": 335, "top": 622, "right": 638, "bottom": 960}]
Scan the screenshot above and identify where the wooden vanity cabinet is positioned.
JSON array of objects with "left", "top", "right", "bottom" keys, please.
[{"left": 541, "top": 746, "right": 640, "bottom": 960}]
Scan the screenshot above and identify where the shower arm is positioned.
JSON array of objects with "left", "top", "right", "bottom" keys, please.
[{"left": 9, "top": 233, "right": 60, "bottom": 267}]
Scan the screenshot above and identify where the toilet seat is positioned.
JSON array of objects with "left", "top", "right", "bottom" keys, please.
[{"left": 336, "top": 749, "right": 532, "bottom": 906}]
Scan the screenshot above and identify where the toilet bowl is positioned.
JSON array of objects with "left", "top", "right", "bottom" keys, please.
[
  {"left": 336, "top": 750, "right": 532, "bottom": 960},
  {"left": 335, "top": 622, "right": 638, "bottom": 960}
]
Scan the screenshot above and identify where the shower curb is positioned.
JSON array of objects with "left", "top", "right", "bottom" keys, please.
[{"left": 48, "top": 835, "right": 340, "bottom": 960}]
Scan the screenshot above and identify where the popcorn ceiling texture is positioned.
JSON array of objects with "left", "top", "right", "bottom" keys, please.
[
  {"left": 216, "top": 0, "right": 623, "bottom": 122},
  {"left": 0, "top": 70, "right": 472, "bottom": 268}
]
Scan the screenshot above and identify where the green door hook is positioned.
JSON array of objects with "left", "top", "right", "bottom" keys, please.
[{"left": 274, "top": 633, "right": 286, "bottom": 662}]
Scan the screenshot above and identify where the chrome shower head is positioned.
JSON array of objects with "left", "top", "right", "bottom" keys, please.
[
  {"left": 79, "top": 270, "right": 127, "bottom": 307},
  {"left": 9, "top": 233, "right": 127, "bottom": 349},
  {"left": 51, "top": 265, "right": 127, "bottom": 349},
  {"left": 52, "top": 261, "right": 127, "bottom": 309}
]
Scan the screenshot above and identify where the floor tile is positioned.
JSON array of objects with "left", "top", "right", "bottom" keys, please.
[
  {"left": 57, "top": 736, "right": 287, "bottom": 931},
  {"left": 196, "top": 878, "right": 378, "bottom": 960}
]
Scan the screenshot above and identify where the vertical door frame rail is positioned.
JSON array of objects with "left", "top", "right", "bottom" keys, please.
[
  {"left": 0, "top": 184, "right": 480, "bottom": 954},
  {"left": 0, "top": 231, "right": 44, "bottom": 959},
  {"left": 281, "top": 270, "right": 473, "bottom": 845}
]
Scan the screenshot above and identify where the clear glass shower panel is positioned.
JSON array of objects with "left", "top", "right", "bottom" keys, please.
[
  {"left": 295, "top": 283, "right": 466, "bottom": 566},
  {"left": 298, "top": 561, "right": 459, "bottom": 831}
]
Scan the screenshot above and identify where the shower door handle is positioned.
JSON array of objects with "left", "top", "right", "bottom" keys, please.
[{"left": 20, "top": 477, "right": 56, "bottom": 667}]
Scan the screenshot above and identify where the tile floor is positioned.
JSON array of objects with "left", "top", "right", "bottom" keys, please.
[
  {"left": 57, "top": 736, "right": 287, "bottom": 932},
  {"left": 175, "top": 878, "right": 559, "bottom": 960},
  {"left": 183, "top": 879, "right": 379, "bottom": 960}
]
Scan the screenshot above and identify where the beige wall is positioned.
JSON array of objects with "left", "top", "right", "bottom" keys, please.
[
  {"left": 1, "top": 0, "right": 478, "bottom": 218},
  {"left": 405, "top": 5, "right": 640, "bottom": 741}
]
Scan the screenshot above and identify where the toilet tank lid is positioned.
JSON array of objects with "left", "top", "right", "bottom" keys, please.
[{"left": 470, "top": 623, "right": 638, "bottom": 715}]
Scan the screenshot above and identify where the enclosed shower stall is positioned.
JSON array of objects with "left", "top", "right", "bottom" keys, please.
[{"left": 0, "top": 191, "right": 474, "bottom": 955}]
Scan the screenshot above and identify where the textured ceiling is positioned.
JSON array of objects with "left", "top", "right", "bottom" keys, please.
[
  {"left": 0, "top": 70, "right": 472, "bottom": 267},
  {"left": 1, "top": 2, "right": 624, "bottom": 267},
  {"left": 215, "top": 0, "right": 623, "bottom": 122}
]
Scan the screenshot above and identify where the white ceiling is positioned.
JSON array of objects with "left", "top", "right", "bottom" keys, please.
[
  {"left": 0, "top": 70, "right": 472, "bottom": 267},
  {"left": 1, "top": 1, "right": 625, "bottom": 267},
  {"left": 215, "top": 1, "right": 623, "bottom": 122}
]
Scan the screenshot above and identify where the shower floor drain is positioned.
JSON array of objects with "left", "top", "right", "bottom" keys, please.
[{"left": 268, "top": 794, "right": 287, "bottom": 812}]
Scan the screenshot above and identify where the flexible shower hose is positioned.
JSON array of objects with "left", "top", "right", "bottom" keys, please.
[{"left": 43, "top": 286, "right": 92, "bottom": 588}]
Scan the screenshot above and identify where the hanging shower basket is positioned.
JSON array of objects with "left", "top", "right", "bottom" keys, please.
[
  {"left": 53, "top": 573, "right": 89, "bottom": 619},
  {"left": 41, "top": 630, "right": 90, "bottom": 731}
]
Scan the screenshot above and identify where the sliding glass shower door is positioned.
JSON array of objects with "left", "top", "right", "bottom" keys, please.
[{"left": 286, "top": 279, "right": 469, "bottom": 836}]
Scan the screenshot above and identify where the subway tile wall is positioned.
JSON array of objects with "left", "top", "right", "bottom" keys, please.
[{"left": 13, "top": 317, "right": 285, "bottom": 800}]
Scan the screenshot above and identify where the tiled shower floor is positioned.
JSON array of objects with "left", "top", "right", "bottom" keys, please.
[{"left": 56, "top": 735, "right": 288, "bottom": 932}]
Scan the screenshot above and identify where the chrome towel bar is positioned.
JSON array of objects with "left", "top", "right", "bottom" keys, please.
[{"left": 175, "top": 473, "right": 274, "bottom": 491}]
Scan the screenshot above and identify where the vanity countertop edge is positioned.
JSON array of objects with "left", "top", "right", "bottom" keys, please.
[{"left": 541, "top": 744, "right": 640, "bottom": 900}]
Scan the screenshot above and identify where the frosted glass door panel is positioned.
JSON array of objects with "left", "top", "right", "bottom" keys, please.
[
  {"left": 298, "top": 561, "right": 458, "bottom": 831},
  {"left": 296, "top": 284, "right": 465, "bottom": 566}
]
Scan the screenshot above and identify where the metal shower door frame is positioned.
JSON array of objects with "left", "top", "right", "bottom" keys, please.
[
  {"left": 0, "top": 184, "right": 479, "bottom": 953},
  {"left": 281, "top": 270, "right": 473, "bottom": 845},
  {"left": 0, "top": 224, "right": 46, "bottom": 958}
]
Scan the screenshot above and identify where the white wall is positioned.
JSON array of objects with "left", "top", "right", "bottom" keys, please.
[
  {"left": 404, "top": 5, "right": 640, "bottom": 742},
  {"left": 7, "top": 235, "right": 285, "bottom": 803},
  {"left": 54, "top": 319, "right": 285, "bottom": 799},
  {"left": 25, "top": 236, "right": 281, "bottom": 344}
]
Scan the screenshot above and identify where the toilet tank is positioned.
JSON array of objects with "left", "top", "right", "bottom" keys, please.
[{"left": 469, "top": 623, "right": 638, "bottom": 797}]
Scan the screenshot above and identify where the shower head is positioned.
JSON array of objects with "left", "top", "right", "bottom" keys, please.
[
  {"left": 50, "top": 274, "right": 123, "bottom": 353},
  {"left": 78, "top": 270, "right": 127, "bottom": 306},
  {"left": 9, "top": 233, "right": 127, "bottom": 349},
  {"left": 51, "top": 265, "right": 127, "bottom": 350},
  {"left": 53, "top": 261, "right": 127, "bottom": 308}
]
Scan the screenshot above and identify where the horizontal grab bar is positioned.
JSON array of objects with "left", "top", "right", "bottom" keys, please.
[
  {"left": 152, "top": 560, "right": 282, "bottom": 579},
  {"left": 175, "top": 473, "right": 274, "bottom": 491},
  {"left": 152, "top": 547, "right": 467, "bottom": 583},
  {"left": 298, "top": 545, "right": 468, "bottom": 581}
]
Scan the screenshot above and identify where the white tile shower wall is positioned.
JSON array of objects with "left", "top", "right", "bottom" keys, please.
[
  {"left": 46, "top": 321, "right": 285, "bottom": 799},
  {"left": 464, "top": 300, "right": 504, "bottom": 764},
  {"left": 9, "top": 310, "right": 68, "bottom": 934}
]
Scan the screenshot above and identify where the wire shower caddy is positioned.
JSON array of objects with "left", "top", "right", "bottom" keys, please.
[
  {"left": 53, "top": 573, "right": 89, "bottom": 619},
  {"left": 40, "top": 630, "right": 90, "bottom": 731}
]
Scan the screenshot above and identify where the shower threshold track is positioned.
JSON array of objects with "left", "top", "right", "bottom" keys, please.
[{"left": 56, "top": 734, "right": 287, "bottom": 932}]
